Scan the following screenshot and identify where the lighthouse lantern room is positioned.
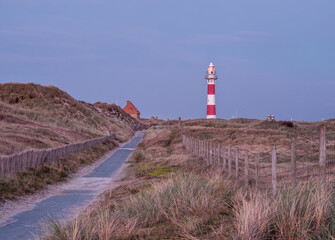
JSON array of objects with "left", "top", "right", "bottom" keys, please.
[{"left": 205, "top": 62, "right": 218, "bottom": 119}]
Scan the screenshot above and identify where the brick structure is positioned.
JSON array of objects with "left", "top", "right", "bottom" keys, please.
[{"left": 123, "top": 100, "right": 140, "bottom": 119}]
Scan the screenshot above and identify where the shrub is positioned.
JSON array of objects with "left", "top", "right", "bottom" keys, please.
[{"left": 282, "top": 121, "right": 294, "bottom": 128}]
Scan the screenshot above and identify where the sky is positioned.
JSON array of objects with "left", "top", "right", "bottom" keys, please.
[{"left": 0, "top": 1, "right": 334, "bottom": 121}]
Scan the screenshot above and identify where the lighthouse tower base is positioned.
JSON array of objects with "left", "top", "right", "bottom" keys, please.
[{"left": 206, "top": 115, "right": 216, "bottom": 119}]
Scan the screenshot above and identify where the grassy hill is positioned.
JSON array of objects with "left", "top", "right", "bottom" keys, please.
[
  {"left": 182, "top": 118, "right": 335, "bottom": 154},
  {"left": 0, "top": 83, "right": 138, "bottom": 156}
]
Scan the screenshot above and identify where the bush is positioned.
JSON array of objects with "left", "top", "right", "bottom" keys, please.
[
  {"left": 132, "top": 151, "right": 145, "bottom": 163},
  {"left": 282, "top": 121, "right": 294, "bottom": 128}
]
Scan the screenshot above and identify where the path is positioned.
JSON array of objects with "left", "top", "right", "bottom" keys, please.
[{"left": 0, "top": 131, "right": 144, "bottom": 240}]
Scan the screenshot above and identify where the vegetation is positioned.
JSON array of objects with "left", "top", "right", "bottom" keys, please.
[
  {"left": 0, "top": 82, "right": 139, "bottom": 201},
  {"left": 183, "top": 118, "right": 335, "bottom": 154},
  {"left": 0, "top": 83, "right": 135, "bottom": 156},
  {"left": 43, "top": 122, "right": 335, "bottom": 239},
  {"left": 0, "top": 140, "right": 117, "bottom": 201}
]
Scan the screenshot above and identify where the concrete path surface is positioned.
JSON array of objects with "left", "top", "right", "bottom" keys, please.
[{"left": 0, "top": 131, "right": 144, "bottom": 240}]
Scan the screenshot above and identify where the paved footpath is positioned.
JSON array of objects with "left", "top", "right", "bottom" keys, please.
[{"left": 0, "top": 132, "right": 144, "bottom": 240}]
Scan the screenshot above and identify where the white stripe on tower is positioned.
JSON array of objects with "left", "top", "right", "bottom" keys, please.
[{"left": 207, "top": 94, "right": 215, "bottom": 105}]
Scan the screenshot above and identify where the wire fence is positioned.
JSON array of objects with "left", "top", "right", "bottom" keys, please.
[
  {"left": 0, "top": 134, "right": 116, "bottom": 179},
  {"left": 181, "top": 124, "right": 334, "bottom": 194}
]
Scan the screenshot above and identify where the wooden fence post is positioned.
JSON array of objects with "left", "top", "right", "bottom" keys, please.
[
  {"left": 214, "top": 142, "right": 217, "bottom": 166},
  {"left": 199, "top": 140, "right": 201, "bottom": 156},
  {"left": 206, "top": 141, "right": 209, "bottom": 164},
  {"left": 216, "top": 143, "right": 219, "bottom": 165},
  {"left": 203, "top": 141, "right": 205, "bottom": 158},
  {"left": 198, "top": 139, "right": 200, "bottom": 156},
  {"left": 256, "top": 153, "right": 260, "bottom": 189},
  {"left": 291, "top": 138, "right": 297, "bottom": 187},
  {"left": 244, "top": 150, "right": 249, "bottom": 187},
  {"left": 179, "top": 117, "right": 183, "bottom": 138},
  {"left": 212, "top": 142, "right": 215, "bottom": 165},
  {"left": 235, "top": 147, "right": 239, "bottom": 178},
  {"left": 222, "top": 145, "right": 226, "bottom": 170},
  {"left": 213, "top": 142, "right": 216, "bottom": 165},
  {"left": 0, "top": 157, "right": 3, "bottom": 179},
  {"left": 228, "top": 145, "right": 232, "bottom": 176},
  {"left": 272, "top": 147, "right": 277, "bottom": 195},
  {"left": 319, "top": 125, "right": 326, "bottom": 182},
  {"left": 209, "top": 142, "right": 212, "bottom": 165}
]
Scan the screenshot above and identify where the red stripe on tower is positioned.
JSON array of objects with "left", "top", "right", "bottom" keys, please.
[
  {"left": 205, "top": 62, "right": 218, "bottom": 119},
  {"left": 208, "top": 84, "right": 215, "bottom": 94}
]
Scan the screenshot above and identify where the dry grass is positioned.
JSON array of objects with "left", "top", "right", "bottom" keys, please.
[
  {"left": 0, "top": 83, "right": 135, "bottom": 156},
  {"left": 0, "top": 82, "right": 138, "bottom": 201},
  {"left": 183, "top": 118, "right": 335, "bottom": 155},
  {"left": 42, "top": 122, "right": 335, "bottom": 240},
  {"left": 0, "top": 140, "right": 117, "bottom": 202},
  {"left": 233, "top": 182, "right": 335, "bottom": 240},
  {"left": 42, "top": 173, "right": 234, "bottom": 240}
]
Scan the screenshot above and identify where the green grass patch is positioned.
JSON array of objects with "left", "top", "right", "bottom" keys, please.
[
  {"left": 146, "top": 167, "right": 174, "bottom": 177},
  {"left": 137, "top": 163, "right": 157, "bottom": 171}
]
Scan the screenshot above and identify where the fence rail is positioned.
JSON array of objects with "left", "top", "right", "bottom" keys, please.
[
  {"left": 0, "top": 134, "right": 115, "bottom": 178},
  {"left": 181, "top": 123, "right": 335, "bottom": 194}
]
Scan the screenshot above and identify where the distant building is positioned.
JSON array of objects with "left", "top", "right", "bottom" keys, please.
[
  {"left": 123, "top": 100, "right": 140, "bottom": 119},
  {"left": 150, "top": 116, "right": 158, "bottom": 121},
  {"left": 267, "top": 114, "right": 275, "bottom": 121}
]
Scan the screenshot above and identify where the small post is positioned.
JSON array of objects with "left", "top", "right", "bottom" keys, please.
[
  {"left": 272, "top": 147, "right": 277, "bottom": 195},
  {"left": 291, "top": 138, "right": 297, "bottom": 187},
  {"left": 217, "top": 144, "right": 221, "bottom": 166},
  {"left": 209, "top": 142, "right": 212, "bottom": 165},
  {"left": 199, "top": 140, "right": 201, "bottom": 156},
  {"left": 206, "top": 141, "right": 209, "bottom": 164},
  {"left": 256, "top": 153, "right": 260, "bottom": 189},
  {"left": 0, "top": 157, "right": 3, "bottom": 179},
  {"left": 212, "top": 142, "right": 215, "bottom": 165},
  {"left": 222, "top": 145, "right": 226, "bottom": 170},
  {"left": 228, "top": 145, "right": 232, "bottom": 175},
  {"left": 319, "top": 125, "right": 326, "bottom": 182},
  {"left": 203, "top": 141, "right": 205, "bottom": 157},
  {"left": 220, "top": 144, "right": 224, "bottom": 169},
  {"left": 244, "top": 150, "right": 249, "bottom": 187},
  {"left": 179, "top": 117, "right": 183, "bottom": 138},
  {"left": 235, "top": 147, "right": 239, "bottom": 177}
]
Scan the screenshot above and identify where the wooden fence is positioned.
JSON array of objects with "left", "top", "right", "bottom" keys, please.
[
  {"left": 0, "top": 134, "right": 115, "bottom": 178},
  {"left": 182, "top": 125, "right": 334, "bottom": 194}
]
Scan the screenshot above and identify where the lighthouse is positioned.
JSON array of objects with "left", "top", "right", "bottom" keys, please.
[{"left": 206, "top": 62, "right": 218, "bottom": 119}]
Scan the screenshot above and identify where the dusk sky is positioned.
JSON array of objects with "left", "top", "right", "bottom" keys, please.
[{"left": 1, "top": 1, "right": 334, "bottom": 121}]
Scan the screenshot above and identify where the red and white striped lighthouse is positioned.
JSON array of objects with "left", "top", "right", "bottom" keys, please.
[{"left": 206, "top": 62, "right": 218, "bottom": 119}]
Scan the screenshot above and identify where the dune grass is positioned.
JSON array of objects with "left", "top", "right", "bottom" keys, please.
[
  {"left": 0, "top": 83, "right": 134, "bottom": 156},
  {"left": 42, "top": 123, "right": 335, "bottom": 239},
  {"left": 0, "top": 140, "right": 117, "bottom": 202},
  {"left": 183, "top": 118, "right": 335, "bottom": 155},
  {"left": 43, "top": 174, "right": 335, "bottom": 239}
]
